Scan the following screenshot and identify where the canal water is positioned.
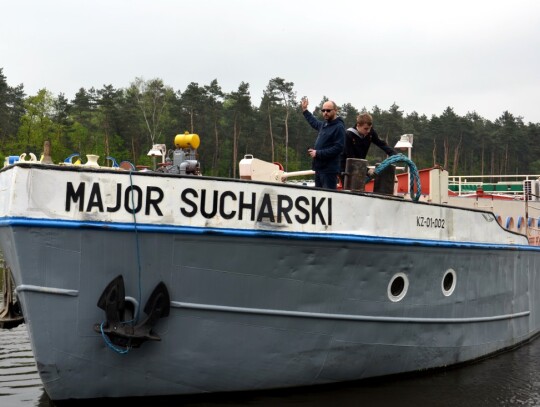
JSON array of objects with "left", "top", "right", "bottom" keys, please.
[{"left": 1, "top": 322, "right": 540, "bottom": 407}]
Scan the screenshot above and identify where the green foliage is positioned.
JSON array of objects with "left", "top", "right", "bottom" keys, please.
[
  {"left": 1, "top": 67, "right": 540, "bottom": 176},
  {"left": 529, "top": 160, "right": 540, "bottom": 174}
]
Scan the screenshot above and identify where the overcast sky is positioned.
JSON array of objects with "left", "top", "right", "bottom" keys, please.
[{"left": 2, "top": 0, "right": 540, "bottom": 123}]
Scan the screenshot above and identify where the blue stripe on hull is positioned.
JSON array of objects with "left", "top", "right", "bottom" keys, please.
[{"left": 0, "top": 216, "right": 536, "bottom": 251}]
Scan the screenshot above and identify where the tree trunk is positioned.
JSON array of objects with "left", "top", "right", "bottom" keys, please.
[
  {"left": 233, "top": 115, "right": 238, "bottom": 178},
  {"left": 213, "top": 115, "right": 219, "bottom": 174},
  {"left": 481, "top": 138, "right": 484, "bottom": 176},
  {"left": 432, "top": 139, "right": 437, "bottom": 166},
  {"left": 131, "top": 137, "right": 136, "bottom": 164},
  {"left": 284, "top": 107, "right": 289, "bottom": 171},
  {"left": 267, "top": 105, "right": 274, "bottom": 163},
  {"left": 103, "top": 119, "right": 110, "bottom": 159},
  {"left": 443, "top": 138, "right": 449, "bottom": 169},
  {"left": 452, "top": 134, "right": 462, "bottom": 175},
  {"left": 504, "top": 144, "right": 508, "bottom": 175},
  {"left": 105, "top": 129, "right": 110, "bottom": 159}
]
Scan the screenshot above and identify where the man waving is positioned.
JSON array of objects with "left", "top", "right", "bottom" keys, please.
[{"left": 301, "top": 98, "right": 345, "bottom": 189}]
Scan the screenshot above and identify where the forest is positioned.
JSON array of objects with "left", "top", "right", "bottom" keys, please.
[{"left": 1, "top": 67, "right": 539, "bottom": 178}]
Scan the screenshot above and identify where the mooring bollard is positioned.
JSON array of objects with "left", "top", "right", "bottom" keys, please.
[
  {"left": 374, "top": 164, "right": 396, "bottom": 195},
  {"left": 344, "top": 158, "right": 367, "bottom": 192}
]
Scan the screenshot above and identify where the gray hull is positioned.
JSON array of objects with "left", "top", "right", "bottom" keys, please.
[{"left": 2, "top": 225, "right": 538, "bottom": 400}]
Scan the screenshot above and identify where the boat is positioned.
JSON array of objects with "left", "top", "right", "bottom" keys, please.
[{"left": 0, "top": 134, "right": 539, "bottom": 401}]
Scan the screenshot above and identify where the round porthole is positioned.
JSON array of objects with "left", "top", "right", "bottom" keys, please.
[
  {"left": 442, "top": 269, "right": 456, "bottom": 296},
  {"left": 388, "top": 273, "right": 409, "bottom": 302}
]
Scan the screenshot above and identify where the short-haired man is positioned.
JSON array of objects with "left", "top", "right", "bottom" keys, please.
[
  {"left": 301, "top": 98, "right": 345, "bottom": 189},
  {"left": 340, "top": 112, "right": 397, "bottom": 175}
]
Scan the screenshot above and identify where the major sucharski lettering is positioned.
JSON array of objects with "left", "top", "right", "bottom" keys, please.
[
  {"left": 65, "top": 182, "right": 164, "bottom": 216},
  {"left": 65, "top": 182, "right": 332, "bottom": 225}
]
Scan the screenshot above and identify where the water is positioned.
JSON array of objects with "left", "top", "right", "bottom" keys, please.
[
  {"left": 0, "top": 324, "right": 45, "bottom": 406},
  {"left": 1, "top": 323, "right": 540, "bottom": 407}
]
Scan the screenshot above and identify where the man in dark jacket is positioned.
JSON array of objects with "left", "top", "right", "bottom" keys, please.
[
  {"left": 340, "top": 112, "right": 397, "bottom": 175},
  {"left": 301, "top": 98, "right": 345, "bottom": 189}
]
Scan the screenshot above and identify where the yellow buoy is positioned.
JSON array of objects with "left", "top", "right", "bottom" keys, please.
[{"left": 174, "top": 131, "right": 200, "bottom": 149}]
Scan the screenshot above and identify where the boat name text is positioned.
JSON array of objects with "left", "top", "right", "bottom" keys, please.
[{"left": 65, "top": 182, "right": 332, "bottom": 225}]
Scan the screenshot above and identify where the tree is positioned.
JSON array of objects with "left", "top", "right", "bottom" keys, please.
[
  {"left": 225, "top": 82, "right": 252, "bottom": 178},
  {"left": 97, "top": 85, "right": 123, "bottom": 160},
  {"left": 403, "top": 111, "right": 429, "bottom": 169},
  {"left": 462, "top": 112, "right": 488, "bottom": 175},
  {"left": 204, "top": 79, "right": 224, "bottom": 174},
  {"left": 494, "top": 111, "right": 525, "bottom": 175},
  {"left": 339, "top": 102, "right": 359, "bottom": 127},
  {"left": 181, "top": 82, "right": 206, "bottom": 134},
  {"left": 128, "top": 77, "right": 171, "bottom": 146},
  {"left": 261, "top": 85, "right": 279, "bottom": 163},
  {"left": 50, "top": 93, "right": 74, "bottom": 160},
  {"left": 0, "top": 68, "right": 25, "bottom": 142},
  {"left": 438, "top": 107, "right": 464, "bottom": 175},
  {"left": 70, "top": 87, "right": 97, "bottom": 153},
  {"left": 264, "top": 78, "right": 296, "bottom": 170},
  {"left": 371, "top": 103, "right": 404, "bottom": 163},
  {"left": 17, "top": 89, "right": 55, "bottom": 154},
  {"left": 0, "top": 68, "right": 11, "bottom": 141}
]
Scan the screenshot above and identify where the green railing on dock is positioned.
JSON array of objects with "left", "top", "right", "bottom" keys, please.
[
  {"left": 448, "top": 183, "right": 524, "bottom": 193},
  {"left": 448, "top": 174, "right": 540, "bottom": 196}
]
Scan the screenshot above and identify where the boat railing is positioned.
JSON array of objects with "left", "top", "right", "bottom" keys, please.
[{"left": 448, "top": 174, "right": 540, "bottom": 197}]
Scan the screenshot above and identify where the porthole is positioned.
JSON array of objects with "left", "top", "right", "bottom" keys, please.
[
  {"left": 388, "top": 273, "right": 409, "bottom": 302},
  {"left": 442, "top": 269, "right": 456, "bottom": 297}
]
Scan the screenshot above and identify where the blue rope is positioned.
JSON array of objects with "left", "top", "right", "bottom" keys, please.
[
  {"left": 99, "top": 322, "right": 130, "bottom": 354},
  {"left": 128, "top": 170, "right": 143, "bottom": 323},
  {"left": 370, "top": 154, "right": 422, "bottom": 202},
  {"left": 100, "top": 171, "right": 144, "bottom": 354}
]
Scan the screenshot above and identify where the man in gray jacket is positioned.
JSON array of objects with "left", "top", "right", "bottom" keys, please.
[{"left": 301, "top": 98, "right": 345, "bottom": 189}]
